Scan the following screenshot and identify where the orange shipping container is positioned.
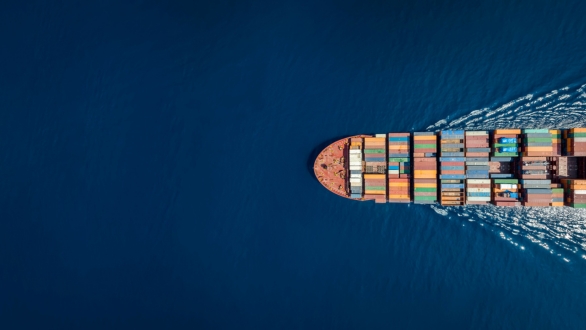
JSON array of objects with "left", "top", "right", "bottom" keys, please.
[
  {"left": 364, "top": 190, "right": 386, "bottom": 195},
  {"left": 364, "top": 174, "right": 386, "bottom": 179},
  {"left": 494, "top": 129, "right": 521, "bottom": 134},
  {"left": 413, "top": 135, "right": 437, "bottom": 141}
]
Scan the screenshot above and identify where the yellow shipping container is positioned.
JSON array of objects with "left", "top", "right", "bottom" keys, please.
[
  {"left": 364, "top": 174, "right": 386, "bottom": 179},
  {"left": 364, "top": 137, "right": 386, "bottom": 142},
  {"left": 388, "top": 194, "right": 410, "bottom": 199},
  {"left": 524, "top": 147, "right": 552, "bottom": 151},
  {"left": 550, "top": 202, "right": 564, "bottom": 207},
  {"left": 414, "top": 170, "right": 437, "bottom": 174},
  {"left": 389, "top": 182, "right": 409, "bottom": 187},
  {"left": 365, "top": 190, "right": 386, "bottom": 195},
  {"left": 388, "top": 145, "right": 409, "bottom": 150},
  {"left": 569, "top": 128, "right": 586, "bottom": 132},
  {"left": 413, "top": 135, "right": 437, "bottom": 141},
  {"left": 494, "top": 129, "right": 521, "bottom": 134},
  {"left": 414, "top": 183, "right": 437, "bottom": 188}
]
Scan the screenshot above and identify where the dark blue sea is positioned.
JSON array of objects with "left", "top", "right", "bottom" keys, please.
[{"left": 2, "top": 0, "right": 586, "bottom": 328}]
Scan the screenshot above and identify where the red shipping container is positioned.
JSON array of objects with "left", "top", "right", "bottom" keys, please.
[
  {"left": 466, "top": 141, "right": 489, "bottom": 146},
  {"left": 465, "top": 136, "right": 489, "bottom": 141},
  {"left": 414, "top": 158, "right": 437, "bottom": 162},
  {"left": 494, "top": 201, "right": 520, "bottom": 206},
  {"left": 442, "top": 162, "right": 465, "bottom": 166},
  {"left": 466, "top": 152, "right": 490, "bottom": 157},
  {"left": 467, "top": 184, "right": 491, "bottom": 188},
  {"left": 388, "top": 133, "right": 410, "bottom": 137},
  {"left": 442, "top": 170, "right": 466, "bottom": 174}
]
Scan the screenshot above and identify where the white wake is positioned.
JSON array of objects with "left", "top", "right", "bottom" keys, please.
[{"left": 427, "top": 82, "right": 586, "bottom": 262}]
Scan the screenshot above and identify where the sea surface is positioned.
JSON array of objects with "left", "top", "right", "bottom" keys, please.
[{"left": 2, "top": 0, "right": 586, "bottom": 328}]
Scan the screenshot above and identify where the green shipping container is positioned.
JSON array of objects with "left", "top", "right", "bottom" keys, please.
[
  {"left": 414, "top": 187, "right": 437, "bottom": 192},
  {"left": 414, "top": 196, "right": 437, "bottom": 201},
  {"left": 570, "top": 203, "right": 586, "bottom": 208},
  {"left": 493, "top": 152, "right": 519, "bottom": 157},
  {"left": 414, "top": 144, "right": 436, "bottom": 149},
  {"left": 389, "top": 158, "right": 409, "bottom": 162},
  {"left": 551, "top": 188, "right": 564, "bottom": 193},
  {"left": 493, "top": 179, "right": 518, "bottom": 183},
  {"left": 523, "top": 129, "right": 550, "bottom": 133},
  {"left": 524, "top": 138, "right": 553, "bottom": 143},
  {"left": 363, "top": 149, "right": 386, "bottom": 153},
  {"left": 493, "top": 143, "right": 517, "bottom": 147},
  {"left": 569, "top": 133, "right": 586, "bottom": 138}
]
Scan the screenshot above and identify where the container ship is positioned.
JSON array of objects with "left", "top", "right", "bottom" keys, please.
[{"left": 313, "top": 129, "right": 586, "bottom": 207}]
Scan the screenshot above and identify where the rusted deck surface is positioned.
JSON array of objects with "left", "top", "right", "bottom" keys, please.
[{"left": 313, "top": 136, "right": 365, "bottom": 199}]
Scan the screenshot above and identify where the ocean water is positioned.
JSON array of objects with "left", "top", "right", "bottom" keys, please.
[{"left": 2, "top": 0, "right": 586, "bottom": 328}]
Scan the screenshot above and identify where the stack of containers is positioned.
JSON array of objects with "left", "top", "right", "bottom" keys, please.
[
  {"left": 492, "top": 178, "right": 521, "bottom": 206},
  {"left": 439, "top": 130, "right": 465, "bottom": 206},
  {"left": 466, "top": 179, "right": 491, "bottom": 204},
  {"left": 363, "top": 173, "right": 387, "bottom": 203},
  {"left": 492, "top": 129, "right": 520, "bottom": 157},
  {"left": 522, "top": 129, "right": 552, "bottom": 157},
  {"left": 560, "top": 179, "right": 586, "bottom": 208},
  {"left": 519, "top": 157, "right": 550, "bottom": 179},
  {"left": 521, "top": 179, "right": 552, "bottom": 207},
  {"left": 565, "top": 128, "right": 586, "bottom": 156},
  {"left": 388, "top": 133, "right": 411, "bottom": 203},
  {"left": 550, "top": 129, "right": 562, "bottom": 156},
  {"left": 413, "top": 132, "right": 437, "bottom": 157},
  {"left": 413, "top": 132, "right": 437, "bottom": 204},
  {"left": 550, "top": 183, "right": 564, "bottom": 207},
  {"left": 440, "top": 130, "right": 465, "bottom": 157},
  {"left": 363, "top": 136, "right": 387, "bottom": 174},
  {"left": 465, "top": 131, "right": 490, "bottom": 158},
  {"left": 348, "top": 138, "right": 363, "bottom": 198}
]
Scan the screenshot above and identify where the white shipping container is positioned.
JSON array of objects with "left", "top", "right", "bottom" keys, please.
[
  {"left": 349, "top": 155, "right": 362, "bottom": 160},
  {"left": 465, "top": 131, "right": 489, "bottom": 136},
  {"left": 497, "top": 184, "right": 515, "bottom": 189},
  {"left": 375, "top": 134, "right": 386, "bottom": 138},
  {"left": 574, "top": 190, "right": 586, "bottom": 195},
  {"left": 388, "top": 170, "right": 399, "bottom": 174},
  {"left": 467, "top": 196, "right": 491, "bottom": 201},
  {"left": 350, "top": 174, "right": 362, "bottom": 178},
  {"left": 349, "top": 163, "right": 362, "bottom": 167},
  {"left": 349, "top": 166, "right": 362, "bottom": 170},
  {"left": 350, "top": 182, "right": 362, "bottom": 187},
  {"left": 573, "top": 137, "right": 586, "bottom": 142},
  {"left": 467, "top": 179, "right": 490, "bottom": 184},
  {"left": 350, "top": 178, "right": 362, "bottom": 183},
  {"left": 467, "top": 188, "right": 491, "bottom": 192},
  {"left": 350, "top": 150, "right": 362, "bottom": 154}
]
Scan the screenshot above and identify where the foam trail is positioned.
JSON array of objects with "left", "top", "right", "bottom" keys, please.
[{"left": 428, "top": 82, "right": 586, "bottom": 262}]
